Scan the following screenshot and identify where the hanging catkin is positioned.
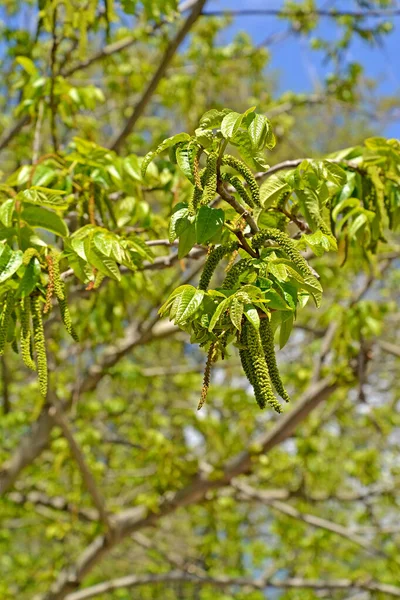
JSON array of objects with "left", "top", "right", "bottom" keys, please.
[
  {"left": 252, "top": 228, "right": 314, "bottom": 279},
  {"left": 221, "top": 172, "right": 254, "bottom": 209},
  {"left": 259, "top": 317, "right": 290, "bottom": 403},
  {"left": 52, "top": 254, "right": 79, "bottom": 341},
  {"left": 0, "top": 291, "right": 15, "bottom": 356},
  {"left": 241, "top": 320, "right": 282, "bottom": 412},
  {"left": 20, "top": 297, "right": 36, "bottom": 371},
  {"left": 31, "top": 296, "right": 47, "bottom": 398},
  {"left": 189, "top": 167, "right": 206, "bottom": 215},
  {"left": 198, "top": 242, "right": 239, "bottom": 291},
  {"left": 200, "top": 152, "right": 218, "bottom": 205},
  {"left": 43, "top": 254, "right": 55, "bottom": 314},
  {"left": 198, "top": 342, "right": 217, "bottom": 410},
  {"left": 222, "top": 155, "right": 260, "bottom": 207},
  {"left": 222, "top": 258, "right": 253, "bottom": 289},
  {"left": 22, "top": 248, "right": 40, "bottom": 266}
]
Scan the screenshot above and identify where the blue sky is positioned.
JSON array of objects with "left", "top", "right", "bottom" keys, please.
[{"left": 205, "top": 0, "right": 400, "bottom": 138}]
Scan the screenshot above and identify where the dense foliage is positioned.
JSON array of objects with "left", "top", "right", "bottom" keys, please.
[{"left": 0, "top": 1, "right": 399, "bottom": 600}]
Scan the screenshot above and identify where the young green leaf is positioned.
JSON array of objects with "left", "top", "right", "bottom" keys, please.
[
  {"left": 0, "top": 245, "right": 23, "bottom": 283},
  {"left": 178, "top": 221, "right": 196, "bottom": 259},
  {"left": 195, "top": 206, "right": 225, "bottom": 244},
  {"left": 0, "top": 199, "right": 16, "bottom": 228},
  {"left": 141, "top": 132, "right": 191, "bottom": 177},
  {"left": 21, "top": 205, "right": 69, "bottom": 237}
]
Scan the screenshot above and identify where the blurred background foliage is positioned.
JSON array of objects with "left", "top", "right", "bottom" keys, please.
[{"left": 0, "top": 1, "right": 399, "bottom": 599}]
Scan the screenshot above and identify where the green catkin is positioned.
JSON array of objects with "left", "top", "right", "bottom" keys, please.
[
  {"left": 252, "top": 228, "right": 314, "bottom": 279},
  {"left": 222, "top": 155, "right": 260, "bottom": 207},
  {"left": 20, "top": 297, "right": 36, "bottom": 371},
  {"left": 0, "top": 291, "right": 15, "bottom": 356},
  {"left": 198, "top": 342, "right": 217, "bottom": 410},
  {"left": 221, "top": 172, "right": 254, "bottom": 209},
  {"left": 198, "top": 242, "right": 239, "bottom": 291},
  {"left": 43, "top": 254, "right": 55, "bottom": 314},
  {"left": 52, "top": 254, "right": 79, "bottom": 341},
  {"left": 222, "top": 258, "right": 253, "bottom": 289},
  {"left": 201, "top": 152, "right": 218, "bottom": 205},
  {"left": 31, "top": 296, "right": 47, "bottom": 398},
  {"left": 189, "top": 167, "right": 206, "bottom": 215},
  {"left": 259, "top": 318, "right": 290, "bottom": 403},
  {"left": 243, "top": 321, "right": 282, "bottom": 412},
  {"left": 193, "top": 148, "right": 202, "bottom": 189},
  {"left": 22, "top": 248, "right": 40, "bottom": 266}
]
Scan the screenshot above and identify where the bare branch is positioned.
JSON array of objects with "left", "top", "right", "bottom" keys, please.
[
  {"left": 39, "top": 377, "right": 337, "bottom": 600},
  {"left": 378, "top": 340, "right": 400, "bottom": 359},
  {"left": 234, "top": 482, "right": 383, "bottom": 557},
  {"left": 64, "top": 571, "right": 400, "bottom": 600},
  {"left": 201, "top": 8, "right": 400, "bottom": 19},
  {"left": 48, "top": 405, "right": 111, "bottom": 528},
  {"left": 8, "top": 490, "right": 97, "bottom": 522},
  {"left": 110, "top": 0, "right": 207, "bottom": 152}
]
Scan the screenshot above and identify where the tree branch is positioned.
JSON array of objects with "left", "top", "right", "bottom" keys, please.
[
  {"left": 110, "top": 0, "right": 207, "bottom": 152},
  {"left": 64, "top": 571, "right": 400, "bottom": 600},
  {"left": 234, "top": 482, "right": 383, "bottom": 557},
  {"left": 48, "top": 405, "right": 111, "bottom": 529},
  {"left": 201, "top": 8, "right": 400, "bottom": 19},
  {"left": 39, "top": 377, "right": 337, "bottom": 600}
]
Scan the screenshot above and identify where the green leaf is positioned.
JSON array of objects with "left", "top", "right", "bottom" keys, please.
[
  {"left": 348, "top": 213, "right": 368, "bottom": 238},
  {"left": 159, "top": 285, "right": 195, "bottom": 316},
  {"left": 16, "top": 56, "right": 37, "bottom": 76},
  {"left": 16, "top": 257, "right": 41, "bottom": 298},
  {"left": 0, "top": 245, "right": 23, "bottom": 283},
  {"left": 0, "top": 199, "right": 16, "bottom": 227},
  {"left": 176, "top": 144, "right": 196, "bottom": 184},
  {"left": 85, "top": 240, "right": 121, "bottom": 281},
  {"left": 178, "top": 221, "right": 196, "bottom": 259},
  {"left": 248, "top": 114, "right": 275, "bottom": 151},
  {"left": 260, "top": 175, "right": 290, "bottom": 208},
  {"left": 321, "top": 161, "right": 347, "bottom": 188},
  {"left": 176, "top": 289, "right": 204, "bottom": 324},
  {"left": 296, "top": 188, "right": 321, "bottom": 231},
  {"left": 244, "top": 304, "right": 260, "bottom": 330},
  {"left": 174, "top": 287, "right": 198, "bottom": 323},
  {"left": 264, "top": 289, "right": 292, "bottom": 311},
  {"left": 208, "top": 297, "right": 230, "bottom": 332},
  {"left": 19, "top": 188, "right": 69, "bottom": 209},
  {"left": 21, "top": 205, "right": 69, "bottom": 237},
  {"left": 279, "top": 313, "right": 294, "bottom": 349},
  {"left": 141, "top": 133, "right": 191, "bottom": 177},
  {"left": 221, "top": 107, "right": 256, "bottom": 140},
  {"left": 195, "top": 206, "right": 225, "bottom": 244},
  {"left": 199, "top": 108, "right": 232, "bottom": 129},
  {"left": 221, "top": 111, "right": 243, "bottom": 139},
  {"left": 194, "top": 128, "right": 214, "bottom": 148},
  {"left": 230, "top": 297, "right": 244, "bottom": 330},
  {"left": 124, "top": 155, "right": 142, "bottom": 181},
  {"left": 231, "top": 130, "right": 270, "bottom": 170},
  {"left": 93, "top": 231, "right": 113, "bottom": 257}
]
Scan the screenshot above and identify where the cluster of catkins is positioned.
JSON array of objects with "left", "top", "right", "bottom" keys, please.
[
  {"left": 188, "top": 150, "right": 260, "bottom": 214},
  {"left": 0, "top": 250, "right": 77, "bottom": 398},
  {"left": 197, "top": 227, "right": 318, "bottom": 412}
]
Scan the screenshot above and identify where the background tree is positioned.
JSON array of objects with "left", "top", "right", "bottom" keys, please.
[{"left": 0, "top": 1, "right": 399, "bottom": 599}]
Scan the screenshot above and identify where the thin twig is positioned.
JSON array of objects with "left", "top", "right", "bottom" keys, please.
[{"left": 49, "top": 6, "right": 59, "bottom": 152}]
